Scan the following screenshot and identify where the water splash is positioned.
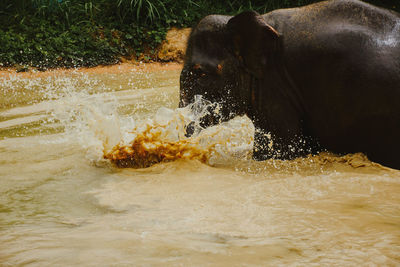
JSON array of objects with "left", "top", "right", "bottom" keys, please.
[
  {"left": 48, "top": 82, "right": 123, "bottom": 164},
  {"left": 33, "top": 75, "right": 255, "bottom": 168},
  {"left": 104, "top": 96, "right": 254, "bottom": 168}
]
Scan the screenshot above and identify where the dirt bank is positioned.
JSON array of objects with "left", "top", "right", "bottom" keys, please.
[
  {"left": 0, "top": 27, "right": 190, "bottom": 79},
  {"left": 0, "top": 62, "right": 183, "bottom": 79}
]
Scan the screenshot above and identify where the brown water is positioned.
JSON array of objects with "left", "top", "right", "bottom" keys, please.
[{"left": 0, "top": 68, "right": 399, "bottom": 266}]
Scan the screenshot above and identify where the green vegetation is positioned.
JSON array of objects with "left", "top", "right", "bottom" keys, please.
[{"left": 0, "top": 0, "right": 398, "bottom": 69}]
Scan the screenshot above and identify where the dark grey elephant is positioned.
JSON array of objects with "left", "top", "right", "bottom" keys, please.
[{"left": 179, "top": 0, "right": 400, "bottom": 169}]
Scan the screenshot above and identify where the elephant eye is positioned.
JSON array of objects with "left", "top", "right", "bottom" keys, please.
[
  {"left": 216, "top": 64, "right": 223, "bottom": 75},
  {"left": 192, "top": 63, "right": 221, "bottom": 76},
  {"left": 192, "top": 64, "right": 206, "bottom": 77}
]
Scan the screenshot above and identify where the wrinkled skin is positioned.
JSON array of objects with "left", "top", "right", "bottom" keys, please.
[{"left": 180, "top": 0, "right": 400, "bottom": 169}]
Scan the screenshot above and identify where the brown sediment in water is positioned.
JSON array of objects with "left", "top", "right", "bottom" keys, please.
[
  {"left": 0, "top": 62, "right": 183, "bottom": 79},
  {"left": 104, "top": 124, "right": 210, "bottom": 168},
  {"left": 103, "top": 121, "right": 389, "bottom": 170}
]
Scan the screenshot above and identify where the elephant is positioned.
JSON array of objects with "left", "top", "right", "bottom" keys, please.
[{"left": 179, "top": 0, "right": 400, "bottom": 170}]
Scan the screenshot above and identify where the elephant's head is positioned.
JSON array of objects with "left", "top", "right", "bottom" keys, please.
[{"left": 179, "top": 11, "right": 283, "bottom": 129}]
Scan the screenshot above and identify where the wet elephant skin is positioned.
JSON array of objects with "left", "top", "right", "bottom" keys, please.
[{"left": 180, "top": 0, "right": 400, "bottom": 169}]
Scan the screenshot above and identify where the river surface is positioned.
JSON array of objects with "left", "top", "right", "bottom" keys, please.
[{"left": 0, "top": 66, "right": 399, "bottom": 266}]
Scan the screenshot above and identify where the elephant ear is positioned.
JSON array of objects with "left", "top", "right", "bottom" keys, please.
[{"left": 227, "top": 11, "right": 281, "bottom": 77}]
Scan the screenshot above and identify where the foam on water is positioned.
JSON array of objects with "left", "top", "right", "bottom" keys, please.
[
  {"left": 101, "top": 96, "right": 254, "bottom": 168},
  {"left": 43, "top": 78, "right": 254, "bottom": 168}
]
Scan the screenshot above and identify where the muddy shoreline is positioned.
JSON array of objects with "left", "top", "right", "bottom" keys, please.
[{"left": 0, "top": 61, "right": 183, "bottom": 79}]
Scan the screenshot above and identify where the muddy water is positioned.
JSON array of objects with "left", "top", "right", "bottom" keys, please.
[{"left": 0, "top": 67, "right": 399, "bottom": 266}]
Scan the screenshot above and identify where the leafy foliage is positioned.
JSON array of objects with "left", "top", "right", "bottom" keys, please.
[{"left": 0, "top": 0, "right": 398, "bottom": 69}]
